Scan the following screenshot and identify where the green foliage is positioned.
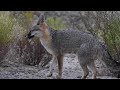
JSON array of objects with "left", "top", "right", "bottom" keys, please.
[
  {"left": 0, "top": 12, "right": 15, "bottom": 44},
  {"left": 19, "top": 11, "right": 34, "bottom": 37},
  {"left": 46, "top": 17, "right": 66, "bottom": 30},
  {"left": 12, "top": 11, "right": 33, "bottom": 31},
  {"left": 22, "top": 11, "right": 33, "bottom": 28},
  {"left": 23, "top": 11, "right": 33, "bottom": 22},
  {"left": 104, "top": 18, "right": 120, "bottom": 60}
]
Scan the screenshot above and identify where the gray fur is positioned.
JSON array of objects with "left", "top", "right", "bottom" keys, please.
[{"left": 27, "top": 24, "right": 112, "bottom": 79}]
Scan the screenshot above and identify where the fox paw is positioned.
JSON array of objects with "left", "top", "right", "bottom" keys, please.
[
  {"left": 46, "top": 73, "right": 53, "bottom": 77},
  {"left": 77, "top": 76, "right": 82, "bottom": 78},
  {"left": 52, "top": 75, "right": 62, "bottom": 79}
]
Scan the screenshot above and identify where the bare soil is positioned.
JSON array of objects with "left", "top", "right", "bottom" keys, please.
[{"left": 0, "top": 54, "right": 118, "bottom": 79}]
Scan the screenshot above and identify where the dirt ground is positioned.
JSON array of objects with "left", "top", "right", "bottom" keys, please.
[{"left": 0, "top": 54, "right": 118, "bottom": 79}]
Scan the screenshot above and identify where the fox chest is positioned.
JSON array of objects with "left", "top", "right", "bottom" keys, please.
[{"left": 40, "top": 38, "right": 54, "bottom": 55}]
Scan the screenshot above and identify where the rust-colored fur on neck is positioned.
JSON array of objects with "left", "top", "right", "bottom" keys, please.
[
  {"left": 40, "top": 22, "right": 51, "bottom": 41},
  {"left": 39, "top": 22, "right": 53, "bottom": 55}
]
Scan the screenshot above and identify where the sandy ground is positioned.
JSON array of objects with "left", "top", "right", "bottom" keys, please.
[{"left": 0, "top": 54, "right": 118, "bottom": 79}]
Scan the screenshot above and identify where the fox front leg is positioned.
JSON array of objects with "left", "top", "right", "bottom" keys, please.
[{"left": 47, "top": 56, "right": 57, "bottom": 77}]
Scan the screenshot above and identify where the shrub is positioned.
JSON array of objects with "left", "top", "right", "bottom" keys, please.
[
  {"left": 0, "top": 11, "right": 15, "bottom": 44},
  {"left": 46, "top": 16, "right": 66, "bottom": 30},
  {"left": 0, "top": 11, "right": 16, "bottom": 63},
  {"left": 103, "top": 17, "right": 120, "bottom": 61}
]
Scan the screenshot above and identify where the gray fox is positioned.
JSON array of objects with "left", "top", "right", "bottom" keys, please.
[{"left": 27, "top": 15, "right": 112, "bottom": 79}]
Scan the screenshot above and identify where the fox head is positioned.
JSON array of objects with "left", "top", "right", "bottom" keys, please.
[{"left": 27, "top": 15, "right": 49, "bottom": 39}]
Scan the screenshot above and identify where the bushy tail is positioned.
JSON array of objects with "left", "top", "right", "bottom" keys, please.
[
  {"left": 101, "top": 43, "right": 113, "bottom": 60},
  {"left": 99, "top": 42, "right": 119, "bottom": 68}
]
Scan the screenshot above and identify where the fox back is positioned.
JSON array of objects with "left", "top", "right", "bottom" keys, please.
[{"left": 47, "top": 28, "right": 99, "bottom": 55}]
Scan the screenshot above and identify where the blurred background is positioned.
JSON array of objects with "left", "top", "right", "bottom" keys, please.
[{"left": 0, "top": 11, "right": 120, "bottom": 78}]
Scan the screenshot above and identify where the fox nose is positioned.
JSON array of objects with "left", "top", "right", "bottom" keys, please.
[
  {"left": 24, "top": 34, "right": 29, "bottom": 39},
  {"left": 25, "top": 35, "right": 27, "bottom": 38},
  {"left": 25, "top": 32, "right": 30, "bottom": 39}
]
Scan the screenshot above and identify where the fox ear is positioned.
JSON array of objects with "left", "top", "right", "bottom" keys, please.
[
  {"left": 31, "top": 15, "right": 39, "bottom": 26},
  {"left": 37, "top": 15, "right": 46, "bottom": 25}
]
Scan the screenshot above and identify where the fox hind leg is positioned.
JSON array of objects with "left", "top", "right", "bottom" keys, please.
[
  {"left": 57, "top": 54, "right": 64, "bottom": 79},
  {"left": 88, "top": 61, "right": 97, "bottom": 79},
  {"left": 80, "top": 64, "right": 89, "bottom": 79},
  {"left": 78, "top": 56, "right": 89, "bottom": 79}
]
